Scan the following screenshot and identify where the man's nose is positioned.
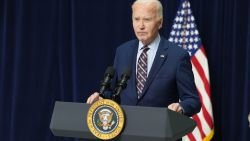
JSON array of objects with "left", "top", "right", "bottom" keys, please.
[{"left": 139, "top": 21, "right": 145, "bottom": 29}]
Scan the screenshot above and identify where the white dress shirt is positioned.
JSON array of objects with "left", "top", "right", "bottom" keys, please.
[{"left": 136, "top": 34, "right": 161, "bottom": 76}]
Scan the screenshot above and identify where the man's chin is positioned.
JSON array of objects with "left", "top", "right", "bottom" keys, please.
[
  {"left": 139, "top": 39, "right": 150, "bottom": 45},
  {"left": 137, "top": 37, "right": 147, "bottom": 42}
]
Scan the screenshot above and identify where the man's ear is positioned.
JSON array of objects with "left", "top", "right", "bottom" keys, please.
[{"left": 158, "top": 18, "right": 163, "bottom": 29}]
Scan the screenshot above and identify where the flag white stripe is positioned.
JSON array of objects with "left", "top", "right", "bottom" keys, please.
[{"left": 182, "top": 135, "right": 191, "bottom": 141}]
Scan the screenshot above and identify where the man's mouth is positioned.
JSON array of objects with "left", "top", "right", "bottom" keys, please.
[{"left": 137, "top": 32, "right": 147, "bottom": 35}]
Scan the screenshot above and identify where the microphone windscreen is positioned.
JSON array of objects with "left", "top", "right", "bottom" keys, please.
[
  {"left": 105, "top": 66, "right": 115, "bottom": 78},
  {"left": 123, "top": 68, "right": 132, "bottom": 78}
]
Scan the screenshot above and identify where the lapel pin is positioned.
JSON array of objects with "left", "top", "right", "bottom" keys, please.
[{"left": 160, "top": 55, "right": 165, "bottom": 58}]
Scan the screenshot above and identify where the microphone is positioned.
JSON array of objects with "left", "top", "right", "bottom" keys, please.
[
  {"left": 99, "top": 66, "right": 115, "bottom": 98},
  {"left": 113, "top": 68, "right": 132, "bottom": 99}
]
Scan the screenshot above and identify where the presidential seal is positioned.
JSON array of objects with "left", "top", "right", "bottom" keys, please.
[{"left": 87, "top": 99, "right": 125, "bottom": 140}]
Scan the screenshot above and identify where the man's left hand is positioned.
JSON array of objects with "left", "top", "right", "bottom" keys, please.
[{"left": 168, "top": 103, "right": 183, "bottom": 114}]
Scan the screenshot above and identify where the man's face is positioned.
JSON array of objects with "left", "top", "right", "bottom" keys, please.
[{"left": 132, "top": 3, "right": 163, "bottom": 45}]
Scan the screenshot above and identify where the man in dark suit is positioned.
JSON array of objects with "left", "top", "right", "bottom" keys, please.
[{"left": 87, "top": 0, "right": 201, "bottom": 117}]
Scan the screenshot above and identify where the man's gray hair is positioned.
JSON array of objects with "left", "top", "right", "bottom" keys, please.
[{"left": 132, "top": 0, "right": 163, "bottom": 18}]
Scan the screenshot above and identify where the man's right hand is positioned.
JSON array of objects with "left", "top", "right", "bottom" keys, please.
[{"left": 86, "top": 92, "right": 103, "bottom": 104}]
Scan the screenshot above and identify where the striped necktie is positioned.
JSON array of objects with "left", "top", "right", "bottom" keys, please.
[{"left": 136, "top": 47, "right": 149, "bottom": 97}]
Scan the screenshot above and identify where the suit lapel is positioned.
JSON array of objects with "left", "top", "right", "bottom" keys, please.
[
  {"left": 130, "top": 40, "right": 139, "bottom": 99},
  {"left": 139, "top": 38, "right": 169, "bottom": 98}
]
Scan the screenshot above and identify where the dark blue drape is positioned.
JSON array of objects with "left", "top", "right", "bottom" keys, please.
[{"left": 0, "top": 0, "right": 249, "bottom": 141}]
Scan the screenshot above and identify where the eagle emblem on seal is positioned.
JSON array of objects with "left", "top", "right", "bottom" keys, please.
[{"left": 97, "top": 109, "right": 115, "bottom": 130}]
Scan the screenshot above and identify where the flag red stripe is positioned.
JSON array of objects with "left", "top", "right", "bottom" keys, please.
[
  {"left": 191, "top": 55, "right": 211, "bottom": 98},
  {"left": 192, "top": 115, "right": 206, "bottom": 138},
  {"left": 196, "top": 87, "right": 214, "bottom": 129},
  {"left": 187, "top": 132, "right": 197, "bottom": 141}
]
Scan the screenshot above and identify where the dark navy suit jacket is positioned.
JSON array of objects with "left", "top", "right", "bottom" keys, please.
[{"left": 112, "top": 37, "right": 201, "bottom": 116}]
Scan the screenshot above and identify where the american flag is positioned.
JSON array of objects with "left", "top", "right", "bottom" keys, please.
[{"left": 168, "top": 0, "right": 214, "bottom": 140}]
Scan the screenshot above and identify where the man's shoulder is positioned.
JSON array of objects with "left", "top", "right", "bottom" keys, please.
[
  {"left": 161, "top": 37, "right": 188, "bottom": 55},
  {"left": 116, "top": 39, "right": 138, "bottom": 51}
]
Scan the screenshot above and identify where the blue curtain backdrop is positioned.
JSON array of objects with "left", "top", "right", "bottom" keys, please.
[{"left": 0, "top": 0, "right": 250, "bottom": 141}]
